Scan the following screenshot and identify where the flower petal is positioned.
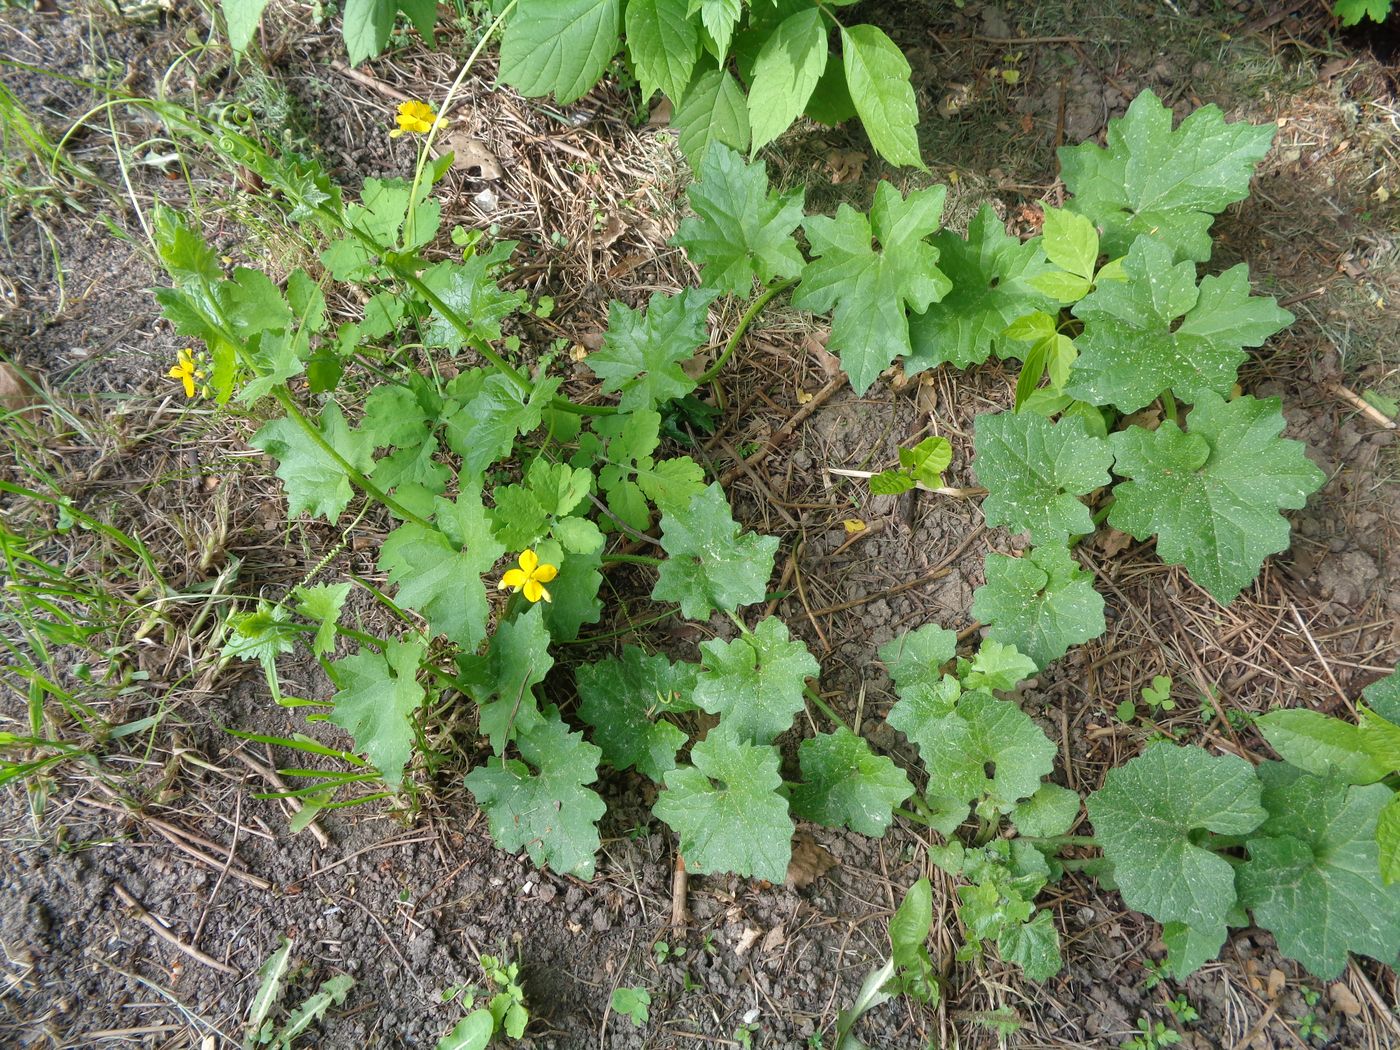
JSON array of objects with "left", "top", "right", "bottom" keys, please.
[
  {"left": 523, "top": 578, "right": 543, "bottom": 603},
  {"left": 518, "top": 549, "right": 538, "bottom": 575},
  {"left": 500, "top": 568, "right": 527, "bottom": 590},
  {"left": 533, "top": 562, "right": 558, "bottom": 583}
]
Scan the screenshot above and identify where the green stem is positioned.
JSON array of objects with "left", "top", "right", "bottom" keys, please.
[
  {"left": 1022, "top": 834, "right": 1098, "bottom": 849},
  {"left": 1161, "top": 388, "right": 1178, "bottom": 425},
  {"left": 803, "top": 684, "right": 852, "bottom": 733},
  {"left": 895, "top": 806, "right": 934, "bottom": 827},
  {"left": 601, "top": 552, "right": 663, "bottom": 567},
  {"left": 697, "top": 278, "right": 798, "bottom": 385},
  {"left": 1091, "top": 500, "right": 1114, "bottom": 527}
]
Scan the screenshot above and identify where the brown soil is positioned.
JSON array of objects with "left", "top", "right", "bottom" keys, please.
[{"left": 2, "top": 1, "right": 1398, "bottom": 1048}]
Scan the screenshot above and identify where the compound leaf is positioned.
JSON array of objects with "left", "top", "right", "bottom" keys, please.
[
  {"left": 652, "top": 483, "right": 778, "bottom": 619},
  {"left": 748, "top": 9, "right": 827, "bottom": 154},
  {"left": 1086, "top": 743, "right": 1266, "bottom": 934},
  {"left": 625, "top": 0, "right": 698, "bottom": 103},
  {"left": 576, "top": 647, "right": 698, "bottom": 780},
  {"left": 906, "top": 205, "right": 1055, "bottom": 372},
  {"left": 1058, "top": 89, "right": 1276, "bottom": 261},
  {"left": 794, "top": 183, "right": 950, "bottom": 393},
  {"left": 972, "top": 411, "right": 1113, "bottom": 545},
  {"left": 840, "top": 24, "right": 921, "bottom": 168},
  {"left": 328, "top": 636, "right": 428, "bottom": 786},
  {"left": 1107, "top": 392, "right": 1325, "bottom": 604},
  {"left": 251, "top": 402, "right": 374, "bottom": 522},
  {"left": 790, "top": 727, "right": 912, "bottom": 837},
  {"left": 971, "top": 545, "right": 1106, "bottom": 670},
  {"left": 588, "top": 289, "right": 716, "bottom": 412},
  {"left": 498, "top": 0, "right": 621, "bottom": 104},
  {"left": 694, "top": 617, "right": 819, "bottom": 744},
  {"left": 1067, "top": 236, "right": 1293, "bottom": 412},
  {"left": 654, "top": 733, "right": 791, "bottom": 882},
  {"left": 672, "top": 144, "right": 805, "bottom": 294},
  {"left": 465, "top": 708, "right": 605, "bottom": 878}
]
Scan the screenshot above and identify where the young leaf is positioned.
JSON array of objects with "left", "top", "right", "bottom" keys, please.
[
  {"left": 1255, "top": 709, "right": 1388, "bottom": 785},
  {"left": 576, "top": 647, "right": 698, "bottom": 780},
  {"left": 898, "top": 436, "right": 952, "bottom": 487},
  {"left": 694, "top": 617, "right": 818, "bottom": 744},
  {"left": 588, "top": 289, "right": 716, "bottom": 412},
  {"left": 625, "top": 0, "right": 698, "bottom": 104},
  {"left": 790, "top": 727, "right": 912, "bottom": 837},
  {"left": 1058, "top": 89, "right": 1276, "bottom": 261},
  {"left": 652, "top": 483, "right": 778, "bottom": 619},
  {"left": 1066, "top": 236, "right": 1293, "bottom": 412},
  {"left": 906, "top": 205, "right": 1055, "bottom": 372},
  {"left": 436, "top": 1012, "right": 493, "bottom": 1050},
  {"left": 379, "top": 490, "right": 505, "bottom": 651},
  {"left": 672, "top": 144, "right": 805, "bottom": 294},
  {"left": 1037, "top": 205, "right": 1099, "bottom": 283},
  {"left": 959, "top": 640, "right": 1038, "bottom": 693},
  {"left": 1334, "top": 0, "right": 1389, "bottom": 23},
  {"left": 250, "top": 403, "right": 374, "bottom": 522},
  {"left": 293, "top": 582, "right": 352, "bottom": 658},
  {"left": 672, "top": 69, "right": 751, "bottom": 164},
  {"left": 1086, "top": 743, "right": 1266, "bottom": 935},
  {"left": 498, "top": 0, "right": 622, "bottom": 104},
  {"left": 971, "top": 545, "right": 1106, "bottom": 670},
  {"left": 693, "top": 0, "right": 741, "bottom": 59},
  {"left": 1107, "top": 392, "right": 1326, "bottom": 604},
  {"left": 465, "top": 708, "right": 606, "bottom": 879},
  {"left": 888, "top": 877, "right": 938, "bottom": 1003},
  {"left": 1011, "top": 782, "right": 1081, "bottom": 838},
  {"left": 840, "top": 25, "right": 922, "bottom": 168},
  {"left": 747, "top": 9, "right": 827, "bottom": 154},
  {"left": 327, "top": 636, "right": 428, "bottom": 786},
  {"left": 654, "top": 733, "right": 792, "bottom": 882},
  {"left": 997, "top": 909, "right": 1062, "bottom": 982},
  {"left": 879, "top": 623, "right": 958, "bottom": 705},
  {"left": 868, "top": 470, "right": 914, "bottom": 495},
  {"left": 1238, "top": 764, "right": 1400, "bottom": 978},
  {"left": 972, "top": 411, "right": 1113, "bottom": 545},
  {"left": 464, "top": 603, "right": 555, "bottom": 753},
  {"left": 793, "top": 183, "right": 951, "bottom": 394}
]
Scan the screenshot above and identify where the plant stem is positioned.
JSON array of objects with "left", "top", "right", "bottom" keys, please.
[
  {"left": 601, "top": 552, "right": 663, "bottom": 567},
  {"left": 803, "top": 684, "right": 852, "bottom": 733},
  {"left": 1090, "top": 500, "right": 1115, "bottom": 527},
  {"left": 1161, "top": 388, "right": 1178, "bottom": 425},
  {"left": 697, "top": 278, "right": 798, "bottom": 385},
  {"left": 1022, "top": 834, "right": 1098, "bottom": 849}
]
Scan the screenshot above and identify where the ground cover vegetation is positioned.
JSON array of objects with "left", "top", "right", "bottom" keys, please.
[{"left": 3, "top": 0, "right": 1400, "bottom": 1044}]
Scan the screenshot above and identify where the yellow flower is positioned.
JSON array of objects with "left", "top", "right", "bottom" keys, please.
[
  {"left": 167, "top": 348, "right": 204, "bottom": 399},
  {"left": 391, "top": 100, "right": 439, "bottom": 138},
  {"left": 499, "top": 549, "right": 558, "bottom": 604}
]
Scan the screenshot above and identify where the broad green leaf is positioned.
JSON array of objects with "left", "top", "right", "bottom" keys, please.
[
  {"left": 1239, "top": 764, "right": 1400, "bottom": 978},
  {"left": 1107, "top": 392, "right": 1325, "bottom": 604},
  {"left": 498, "top": 0, "right": 622, "bottom": 104},
  {"left": 1038, "top": 205, "right": 1099, "bottom": 280},
  {"left": 972, "top": 411, "right": 1113, "bottom": 545},
  {"left": 1255, "top": 709, "right": 1388, "bottom": 785},
  {"left": 793, "top": 182, "right": 950, "bottom": 394},
  {"left": 327, "top": 636, "right": 427, "bottom": 786},
  {"left": 672, "top": 144, "right": 805, "bottom": 293},
  {"left": 692, "top": 0, "right": 740, "bottom": 59},
  {"left": 465, "top": 708, "right": 605, "bottom": 878},
  {"left": 906, "top": 205, "right": 1055, "bottom": 372},
  {"left": 464, "top": 604, "right": 555, "bottom": 753},
  {"left": 879, "top": 623, "right": 958, "bottom": 705},
  {"left": 1335, "top": 0, "right": 1389, "bottom": 23},
  {"left": 1058, "top": 89, "right": 1276, "bottom": 261},
  {"left": 868, "top": 469, "right": 914, "bottom": 495},
  {"left": 222, "top": 0, "right": 271, "bottom": 52},
  {"left": 588, "top": 289, "right": 716, "bottom": 412},
  {"left": 695, "top": 617, "right": 818, "bottom": 744},
  {"left": 1161, "top": 921, "right": 1228, "bottom": 980},
  {"left": 436, "top": 1011, "right": 493, "bottom": 1050},
  {"left": 537, "top": 547, "right": 602, "bottom": 642},
  {"left": 1012, "top": 782, "right": 1081, "bottom": 838},
  {"left": 1377, "top": 795, "right": 1400, "bottom": 885},
  {"left": 671, "top": 69, "right": 751, "bottom": 164},
  {"left": 895, "top": 690, "right": 1056, "bottom": 810},
  {"left": 293, "top": 582, "right": 351, "bottom": 658},
  {"left": 959, "top": 640, "right": 1038, "bottom": 693},
  {"left": 1362, "top": 668, "right": 1400, "bottom": 724},
  {"left": 655, "top": 733, "right": 791, "bottom": 882},
  {"left": 379, "top": 490, "right": 504, "bottom": 651},
  {"left": 898, "top": 436, "right": 951, "bottom": 487},
  {"left": 419, "top": 255, "right": 527, "bottom": 351},
  {"left": 1086, "top": 743, "right": 1265, "bottom": 933},
  {"left": 443, "top": 371, "right": 559, "bottom": 478},
  {"left": 342, "top": 0, "right": 395, "bottom": 64},
  {"left": 997, "top": 909, "right": 1062, "bottom": 981},
  {"left": 250, "top": 403, "right": 374, "bottom": 522},
  {"left": 971, "top": 545, "right": 1106, "bottom": 670},
  {"left": 790, "top": 727, "right": 912, "bottom": 837},
  {"left": 840, "top": 25, "right": 921, "bottom": 168},
  {"left": 361, "top": 380, "right": 442, "bottom": 449},
  {"left": 576, "top": 647, "right": 698, "bottom": 779},
  {"left": 222, "top": 267, "right": 292, "bottom": 337},
  {"left": 748, "top": 10, "right": 827, "bottom": 154},
  {"left": 625, "top": 0, "right": 698, "bottom": 103},
  {"left": 1360, "top": 706, "right": 1400, "bottom": 770},
  {"left": 889, "top": 877, "right": 938, "bottom": 1003},
  {"left": 652, "top": 483, "right": 778, "bottom": 619},
  {"left": 1066, "top": 236, "right": 1293, "bottom": 412}
]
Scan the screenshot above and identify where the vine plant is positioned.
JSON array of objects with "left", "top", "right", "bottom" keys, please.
[{"left": 151, "top": 87, "right": 1399, "bottom": 1005}]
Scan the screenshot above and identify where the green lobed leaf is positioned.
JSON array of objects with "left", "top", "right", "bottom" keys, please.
[
  {"left": 1161, "top": 921, "right": 1228, "bottom": 980},
  {"left": 789, "top": 727, "right": 912, "bottom": 837},
  {"left": 1238, "top": 764, "right": 1400, "bottom": 978},
  {"left": 654, "top": 733, "right": 792, "bottom": 882},
  {"left": 652, "top": 483, "right": 778, "bottom": 619},
  {"left": 1086, "top": 743, "right": 1266, "bottom": 934},
  {"left": 972, "top": 411, "right": 1113, "bottom": 546},
  {"left": 1255, "top": 709, "right": 1388, "bottom": 785},
  {"left": 840, "top": 25, "right": 922, "bottom": 168},
  {"left": 576, "top": 647, "right": 698, "bottom": 780},
  {"left": 464, "top": 603, "right": 555, "bottom": 753},
  {"left": 1012, "top": 782, "right": 1081, "bottom": 838},
  {"left": 1058, "top": 89, "right": 1276, "bottom": 262},
  {"left": 997, "top": 909, "right": 1062, "bottom": 982},
  {"left": 793, "top": 182, "right": 951, "bottom": 394},
  {"left": 327, "top": 636, "right": 428, "bottom": 786},
  {"left": 1107, "top": 392, "right": 1326, "bottom": 604},
  {"left": 671, "top": 69, "right": 751, "bottom": 164},
  {"left": 1066, "top": 236, "right": 1293, "bottom": 413},
  {"left": 419, "top": 255, "right": 527, "bottom": 351},
  {"left": 587, "top": 289, "right": 716, "bottom": 412},
  {"left": 465, "top": 707, "right": 605, "bottom": 878},
  {"left": 1334, "top": 0, "right": 1390, "bottom": 23},
  {"left": 498, "top": 0, "right": 622, "bottom": 104},
  {"left": 694, "top": 617, "right": 818, "bottom": 744},
  {"left": 971, "top": 545, "right": 1106, "bottom": 670},
  {"left": 540, "top": 546, "right": 603, "bottom": 642},
  {"left": 293, "top": 582, "right": 352, "bottom": 658},
  {"left": 250, "top": 402, "right": 374, "bottom": 522},
  {"left": 443, "top": 371, "right": 560, "bottom": 479},
  {"left": 625, "top": 0, "right": 698, "bottom": 103},
  {"left": 906, "top": 205, "right": 1056, "bottom": 372},
  {"left": 959, "top": 640, "right": 1038, "bottom": 693},
  {"left": 747, "top": 9, "right": 828, "bottom": 154},
  {"left": 1037, "top": 205, "right": 1099, "bottom": 282},
  {"left": 880, "top": 623, "right": 958, "bottom": 706},
  {"left": 672, "top": 144, "right": 805, "bottom": 294}
]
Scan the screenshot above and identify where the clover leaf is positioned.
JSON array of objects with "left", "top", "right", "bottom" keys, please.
[
  {"left": 790, "top": 727, "right": 912, "bottom": 837},
  {"left": 972, "top": 545, "right": 1106, "bottom": 670},
  {"left": 652, "top": 483, "right": 778, "bottom": 619}
]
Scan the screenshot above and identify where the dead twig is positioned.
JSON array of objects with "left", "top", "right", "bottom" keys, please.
[
  {"left": 719, "top": 376, "right": 845, "bottom": 487},
  {"left": 1329, "top": 382, "right": 1397, "bottom": 430},
  {"left": 670, "top": 853, "right": 688, "bottom": 929},
  {"left": 112, "top": 883, "right": 239, "bottom": 976},
  {"left": 229, "top": 749, "right": 331, "bottom": 848}
]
